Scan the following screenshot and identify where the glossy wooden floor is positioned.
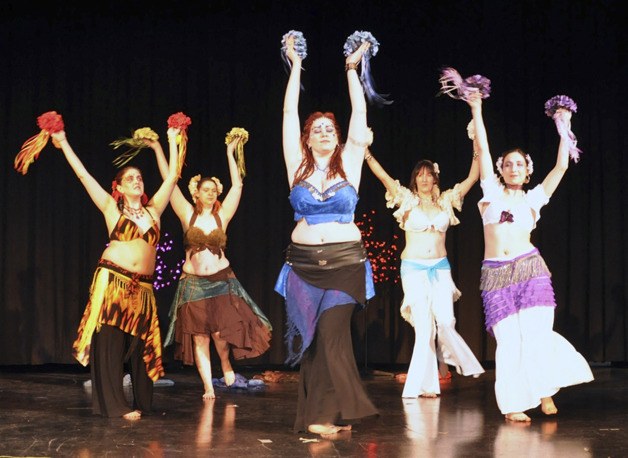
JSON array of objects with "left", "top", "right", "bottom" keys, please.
[{"left": 0, "top": 364, "right": 625, "bottom": 457}]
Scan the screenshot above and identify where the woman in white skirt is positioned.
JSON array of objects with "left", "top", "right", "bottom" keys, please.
[
  {"left": 365, "top": 120, "right": 484, "bottom": 398},
  {"left": 468, "top": 91, "right": 593, "bottom": 422}
]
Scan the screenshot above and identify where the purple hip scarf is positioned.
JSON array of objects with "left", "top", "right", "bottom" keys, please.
[{"left": 480, "top": 248, "right": 556, "bottom": 334}]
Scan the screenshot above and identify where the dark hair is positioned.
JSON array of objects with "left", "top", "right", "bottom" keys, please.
[
  {"left": 408, "top": 160, "right": 440, "bottom": 194},
  {"left": 114, "top": 166, "right": 142, "bottom": 184},
  {"left": 113, "top": 166, "right": 146, "bottom": 211},
  {"left": 497, "top": 148, "right": 532, "bottom": 187},
  {"left": 292, "top": 112, "right": 346, "bottom": 185}
]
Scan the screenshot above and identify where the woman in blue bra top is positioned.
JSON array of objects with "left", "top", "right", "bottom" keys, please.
[
  {"left": 274, "top": 34, "right": 378, "bottom": 438},
  {"left": 365, "top": 118, "right": 484, "bottom": 399},
  {"left": 51, "top": 125, "right": 180, "bottom": 420},
  {"left": 469, "top": 92, "right": 593, "bottom": 422},
  {"left": 155, "top": 136, "right": 272, "bottom": 400}
]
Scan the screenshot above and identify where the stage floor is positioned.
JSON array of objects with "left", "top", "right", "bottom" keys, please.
[{"left": 0, "top": 364, "right": 625, "bottom": 457}]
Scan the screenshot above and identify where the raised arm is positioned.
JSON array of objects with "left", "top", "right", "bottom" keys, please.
[
  {"left": 51, "top": 131, "right": 117, "bottom": 215},
  {"left": 466, "top": 92, "right": 493, "bottom": 181},
  {"left": 363, "top": 126, "right": 399, "bottom": 195},
  {"left": 282, "top": 36, "right": 304, "bottom": 186},
  {"left": 153, "top": 135, "right": 192, "bottom": 224},
  {"left": 456, "top": 144, "right": 481, "bottom": 198},
  {"left": 365, "top": 151, "right": 399, "bottom": 193},
  {"left": 541, "top": 109, "right": 571, "bottom": 197},
  {"left": 219, "top": 137, "right": 244, "bottom": 228},
  {"left": 147, "top": 128, "right": 180, "bottom": 216},
  {"left": 343, "top": 42, "right": 371, "bottom": 175}
]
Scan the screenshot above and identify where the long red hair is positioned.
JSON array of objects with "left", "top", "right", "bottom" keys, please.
[{"left": 292, "top": 112, "right": 346, "bottom": 185}]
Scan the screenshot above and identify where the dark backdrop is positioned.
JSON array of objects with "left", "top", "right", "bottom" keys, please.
[{"left": 1, "top": 0, "right": 626, "bottom": 368}]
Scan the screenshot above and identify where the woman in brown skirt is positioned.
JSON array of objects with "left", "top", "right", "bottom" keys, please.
[{"left": 157, "top": 136, "right": 272, "bottom": 399}]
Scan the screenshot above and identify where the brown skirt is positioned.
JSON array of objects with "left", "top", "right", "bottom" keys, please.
[{"left": 172, "top": 273, "right": 271, "bottom": 366}]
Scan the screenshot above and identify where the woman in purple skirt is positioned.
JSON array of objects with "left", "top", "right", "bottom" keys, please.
[{"left": 468, "top": 92, "right": 593, "bottom": 422}]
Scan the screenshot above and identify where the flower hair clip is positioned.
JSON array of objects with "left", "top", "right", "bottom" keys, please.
[
  {"left": 188, "top": 174, "right": 201, "bottom": 202},
  {"left": 433, "top": 162, "right": 441, "bottom": 175},
  {"left": 111, "top": 180, "right": 122, "bottom": 202},
  {"left": 496, "top": 155, "right": 534, "bottom": 176},
  {"left": 209, "top": 177, "right": 224, "bottom": 196}
]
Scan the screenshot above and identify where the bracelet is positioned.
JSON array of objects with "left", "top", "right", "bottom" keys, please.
[
  {"left": 345, "top": 62, "right": 359, "bottom": 72},
  {"left": 348, "top": 136, "right": 371, "bottom": 148},
  {"left": 364, "top": 153, "right": 374, "bottom": 161},
  {"left": 472, "top": 151, "right": 479, "bottom": 159}
]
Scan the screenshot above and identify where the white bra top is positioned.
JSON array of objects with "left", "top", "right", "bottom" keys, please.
[
  {"left": 478, "top": 175, "right": 549, "bottom": 231},
  {"left": 403, "top": 207, "right": 450, "bottom": 233},
  {"left": 385, "top": 180, "right": 463, "bottom": 233}
]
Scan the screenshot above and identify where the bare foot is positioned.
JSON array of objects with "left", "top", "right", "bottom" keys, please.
[
  {"left": 223, "top": 370, "right": 235, "bottom": 387},
  {"left": 439, "top": 371, "right": 452, "bottom": 383},
  {"left": 122, "top": 410, "right": 141, "bottom": 420},
  {"left": 336, "top": 424, "right": 352, "bottom": 431},
  {"left": 203, "top": 388, "right": 216, "bottom": 400},
  {"left": 505, "top": 412, "right": 531, "bottom": 422},
  {"left": 419, "top": 393, "right": 439, "bottom": 398},
  {"left": 395, "top": 373, "right": 407, "bottom": 383},
  {"left": 308, "top": 424, "right": 341, "bottom": 439},
  {"left": 541, "top": 397, "right": 558, "bottom": 415}
]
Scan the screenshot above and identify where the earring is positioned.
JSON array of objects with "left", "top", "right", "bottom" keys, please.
[{"left": 524, "top": 175, "right": 530, "bottom": 184}]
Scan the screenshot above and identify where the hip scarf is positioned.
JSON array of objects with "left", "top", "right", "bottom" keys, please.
[
  {"left": 163, "top": 266, "right": 272, "bottom": 347},
  {"left": 401, "top": 257, "right": 452, "bottom": 283},
  {"left": 399, "top": 257, "right": 461, "bottom": 326},
  {"left": 275, "top": 241, "right": 375, "bottom": 366},
  {"left": 72, "top": 258, "right": 164, "bottom": 382},
  {"left": 480, "top": 248, "right": 556, "bottom": 335}
]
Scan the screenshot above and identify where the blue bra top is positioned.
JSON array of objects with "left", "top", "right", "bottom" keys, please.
[{"left": 289, "top": 180, "right": 358, "bottom": 225}]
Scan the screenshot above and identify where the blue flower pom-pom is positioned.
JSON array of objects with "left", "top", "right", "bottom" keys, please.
[
  {"left": 281, "top": 30, "right": 308, "bottom": 61},
  {"left": 342, "top": 30, "right": 391, "bottom": 106},
  {"left": 343, "top": 30, "right": 379, "bottom": 59}
]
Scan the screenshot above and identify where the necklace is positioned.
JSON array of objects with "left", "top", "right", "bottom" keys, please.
[
  {"left": 417, "top": 194, "right": 436, "bottom": 206},
  {"left": 124, "top": 205, "right": 145, "bottom": 220},
  {"left": 314, "top": 161, "right": 329, "bottom": 173}
]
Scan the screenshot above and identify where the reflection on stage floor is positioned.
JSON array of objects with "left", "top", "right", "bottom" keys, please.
[{"left": 0, "top": 364, "right": 625, "bottom": 457}]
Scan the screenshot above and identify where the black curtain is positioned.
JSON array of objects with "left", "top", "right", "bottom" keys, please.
[{"left": 1, "top": 0, "right": 626, "bottom": 366}]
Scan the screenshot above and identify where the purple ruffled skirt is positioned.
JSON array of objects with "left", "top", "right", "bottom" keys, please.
[{"left": 480, "top": 249, "right": 556, "bottom": 334}]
